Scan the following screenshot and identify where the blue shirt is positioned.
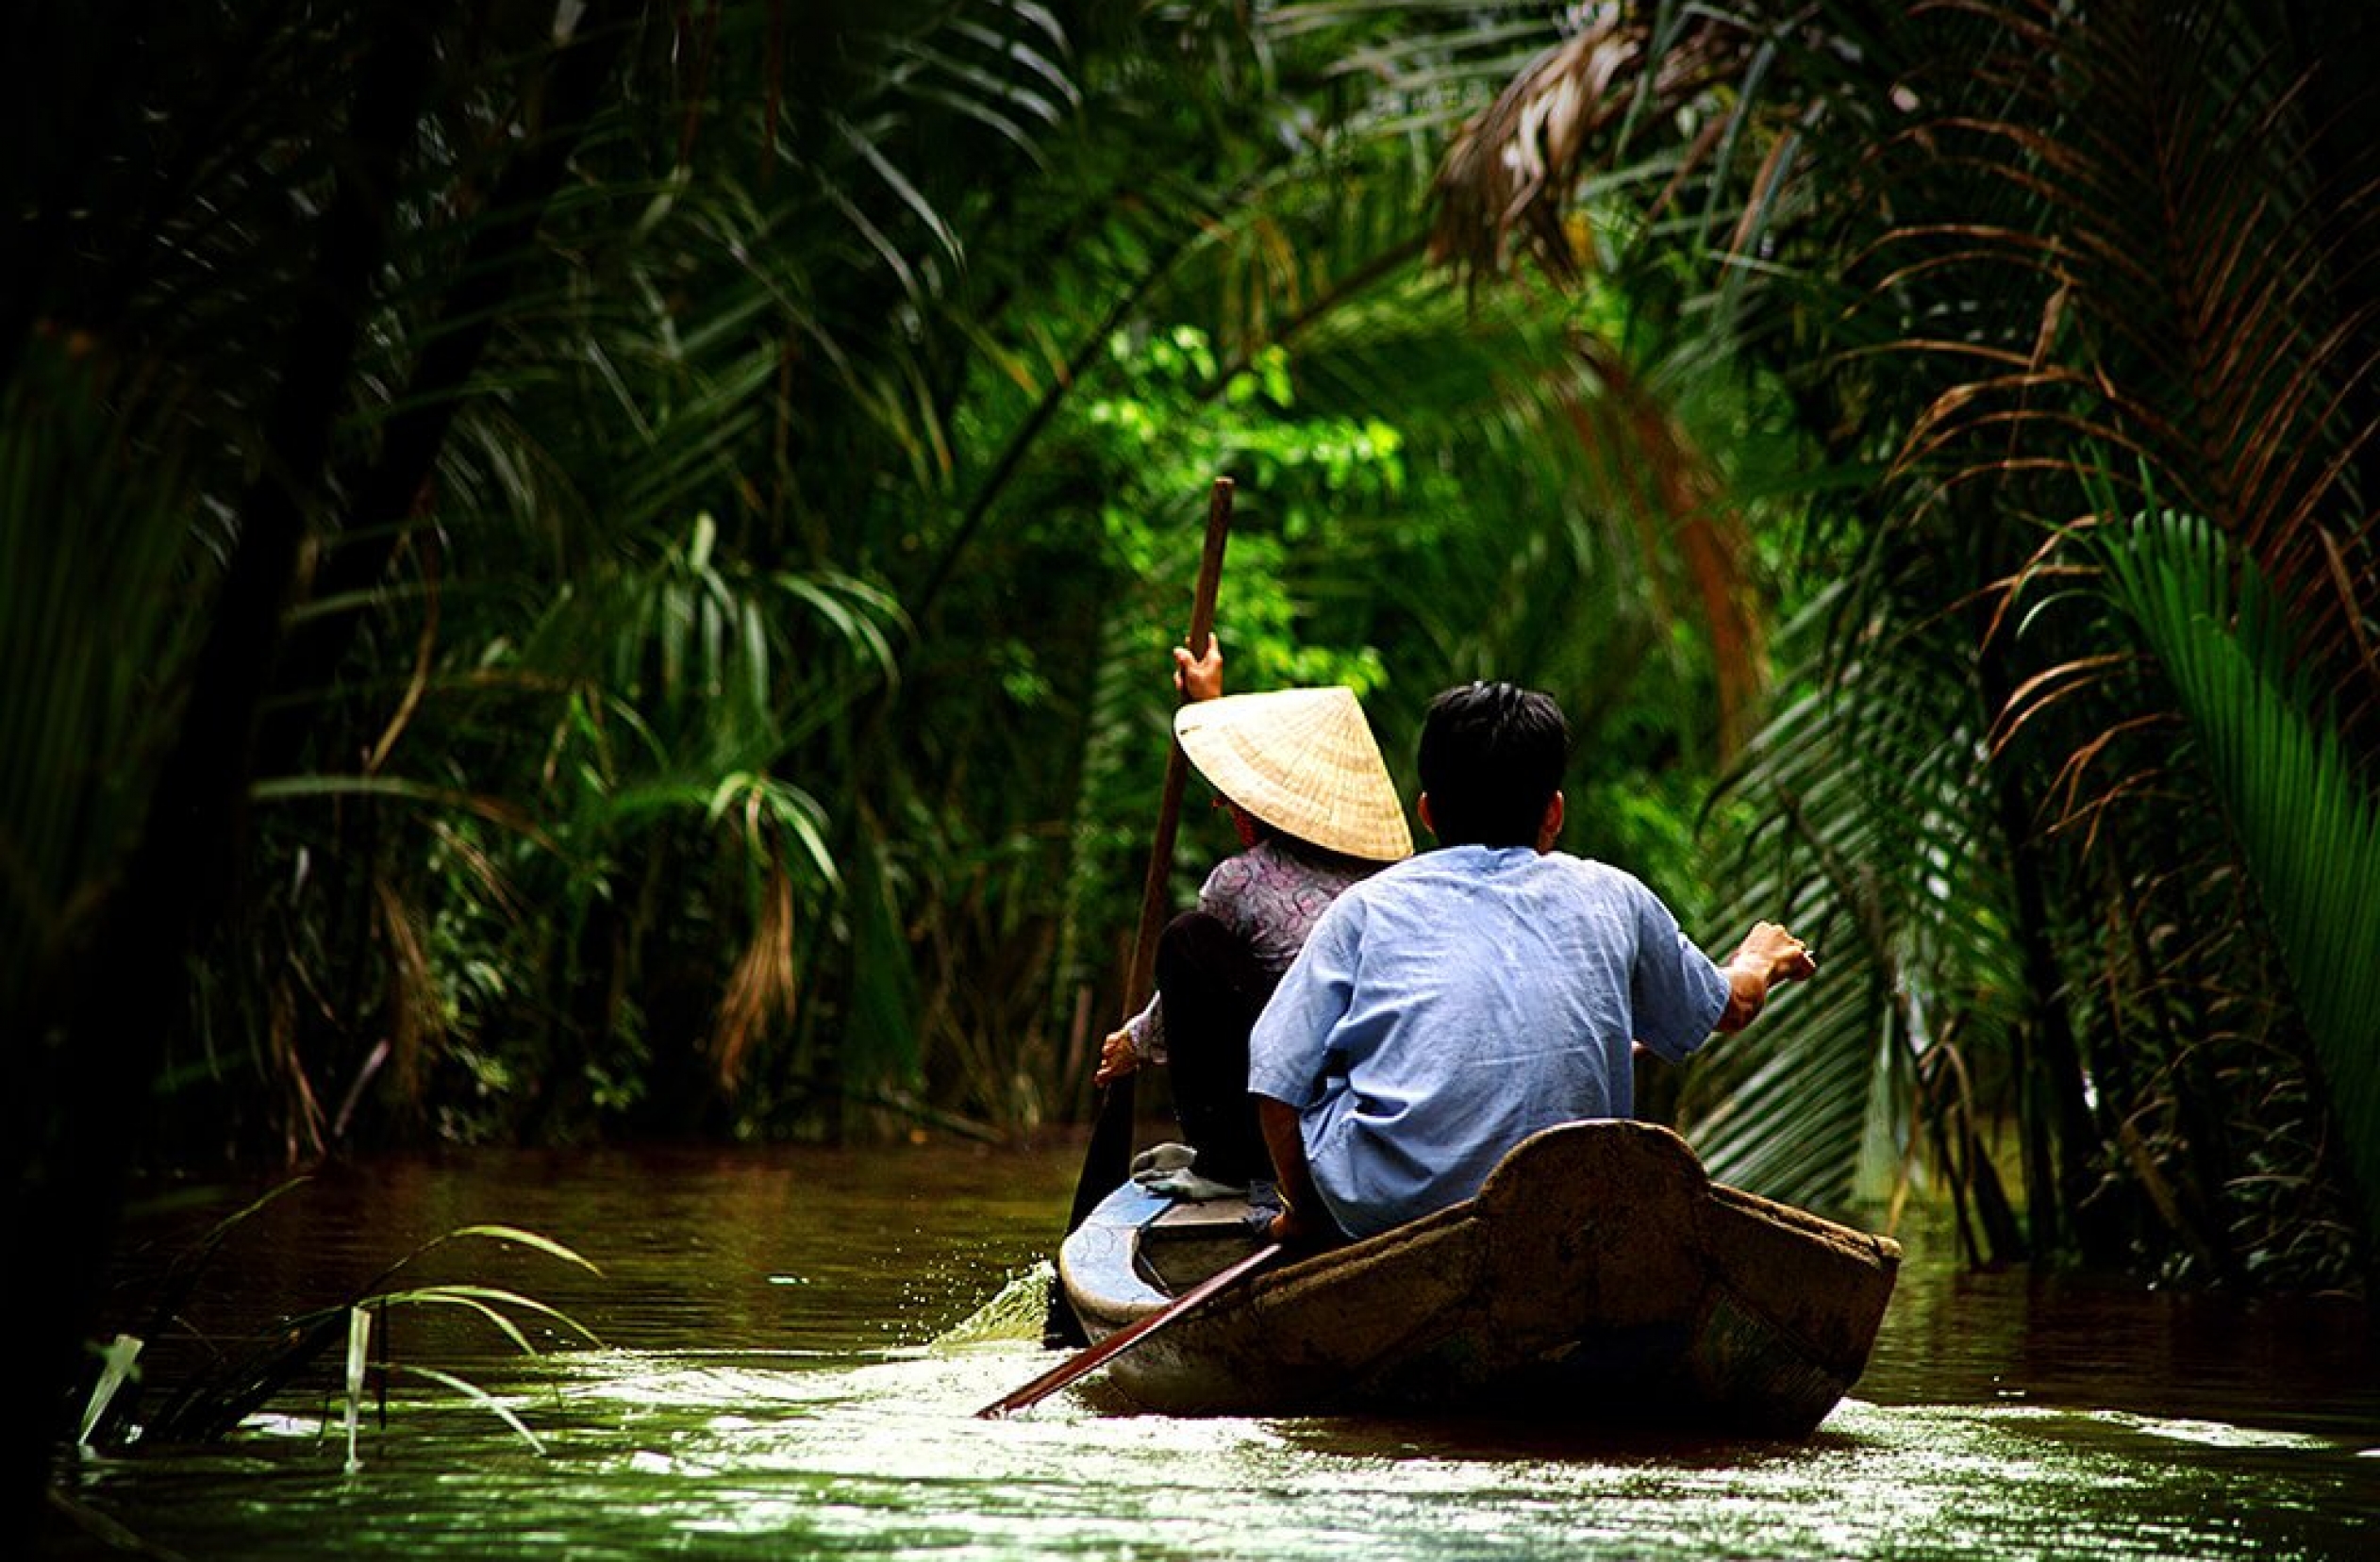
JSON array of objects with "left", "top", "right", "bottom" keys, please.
[{"left": 1246, "top": 845, "right": 1730, "bottom": 1238}]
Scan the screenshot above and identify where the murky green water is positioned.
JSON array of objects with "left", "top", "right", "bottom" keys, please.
[{"left": 46, "top": 1144, "right": 2380, "bottom": 1559}]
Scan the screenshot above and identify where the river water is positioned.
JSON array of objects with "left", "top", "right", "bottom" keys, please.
[{"left": 45, "top": 1142, "right": 2380, "bottom": 1559}]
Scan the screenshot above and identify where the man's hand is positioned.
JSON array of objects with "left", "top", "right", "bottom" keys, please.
[
  {"left": 1716, "top": 921, "right": 1816, "bottom": 1032},
  {"left": 1737, "top": 921, "right": 1817, "bottom": 986},
  {"left": 1093, "top": 1027, "right": 1140, "bottom": 1087},
  {"left": 1265, "top": 1202, "right": 1329, "bottom": 1247},
  {"left": 1173, "top": 635, "right": 1223, "bottom": 702}
]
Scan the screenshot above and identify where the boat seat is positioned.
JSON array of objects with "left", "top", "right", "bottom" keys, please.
[{"left": 1137, "top": 1197, "right": 1262, "bottom": 1295}]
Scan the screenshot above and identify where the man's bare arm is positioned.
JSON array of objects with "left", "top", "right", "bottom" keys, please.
[{"left": 1257, "top": 1096, "right": 1331, "bottom": 1244}]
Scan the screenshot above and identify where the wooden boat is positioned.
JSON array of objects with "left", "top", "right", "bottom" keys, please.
[{"left": 1058, "top": 1120, "right": 1900, "bottom": 1436}]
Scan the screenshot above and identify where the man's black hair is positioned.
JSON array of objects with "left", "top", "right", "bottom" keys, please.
[{"left": 1416, "top": 681, "right": 1569, "bottom": 847}]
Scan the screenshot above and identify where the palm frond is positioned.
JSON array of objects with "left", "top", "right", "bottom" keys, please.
[
  {"left": 0, "top": 340, "right": 209, "bottom": 1024},
  {"left": 1681, "top": 591, "right": 2027, "bottom": 1238},
  {"left": 1847, "top": 1, "right": 2380, "bottom": 718},
  {"left": 1427, "top": 6, "right": 1750, "bottom": 283},
  {"left": 2089, "top": 497, "right": 2380, "bottom": 1218}
]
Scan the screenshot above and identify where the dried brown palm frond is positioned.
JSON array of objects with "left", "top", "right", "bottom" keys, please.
[
  {"left": 373, "top": 874, "right": 442, "bottom": 1105},
  {"left": 1427, "top": 5, "right": 1748, "bottom": 283},
  {"left": 707, "top": 795, "right": 802, "bottom": 1093},
  {"left": 1858, "top": 1, "right": 2380, "bottom": 732}
]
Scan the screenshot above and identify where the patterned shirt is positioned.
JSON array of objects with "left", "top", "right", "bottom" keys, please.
[{"left": 1125, "top": 834, "right": 1375, "bottom": 1064}]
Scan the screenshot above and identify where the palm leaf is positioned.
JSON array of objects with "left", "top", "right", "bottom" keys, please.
[
  {"left": 2089, "top": 497, "right": 2380, "bottom": 1218},
  {"left": 1680, "top": 589, "right": 2027, "bottom": 1236},
  {"left": 0, "top": 342, "right": 208, "bottom": 1027}
]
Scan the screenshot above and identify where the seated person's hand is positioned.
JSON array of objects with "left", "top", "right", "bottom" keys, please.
[
  {"left": 1173, "top": 636, "right": 1223, "bottom": 702},
  {"left": 1093, "top": 1026, "right": 1139, "bottom": 1087},
  {"left": 1265, "top": 1202, "right": 1329, "bottom": 1249},
  {"left": 1716, "top": 922, "right": 1818, "bottom": 1032},
  {"left": 1741, "top": 920, "right": 1816, "bottom": 984}
]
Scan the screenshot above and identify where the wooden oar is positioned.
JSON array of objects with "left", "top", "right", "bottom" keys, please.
[
  {"left": 981, "top": 1240, "right": 1281, "bottom": 1420},
  {"left": 1042, "top": 477, "right": 1235, "bottom": 1347}
]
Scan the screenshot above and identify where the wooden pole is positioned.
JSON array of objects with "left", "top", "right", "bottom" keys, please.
[
  {"left": 1122, "top": 476, "right": 1235, "bottom": 1019},
  {"left": 1043, "top": 478, "right": 1234, "bottom": 1344}
]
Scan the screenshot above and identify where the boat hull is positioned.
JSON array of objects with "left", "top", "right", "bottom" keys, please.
[{"left": 1058, "top": 1121, "right": 1900, "bottom": 1436}]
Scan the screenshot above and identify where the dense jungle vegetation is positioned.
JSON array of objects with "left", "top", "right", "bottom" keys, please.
[{"left": 8, "top": 0, "right": 2380, "bottom": 1510}]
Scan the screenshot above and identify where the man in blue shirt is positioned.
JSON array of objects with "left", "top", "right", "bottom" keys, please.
[{"left": 1247, "top": 681, "right": 1816, "bottom": 1243}]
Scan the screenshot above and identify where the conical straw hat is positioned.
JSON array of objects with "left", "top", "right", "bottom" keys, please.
[{"left": 1173, "top": 688, "right": 1412, "bottom": 862}]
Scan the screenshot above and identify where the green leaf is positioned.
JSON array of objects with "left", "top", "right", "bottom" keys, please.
[{"left": 384, "top": 1363, "right": 548, "bottom": 1456}]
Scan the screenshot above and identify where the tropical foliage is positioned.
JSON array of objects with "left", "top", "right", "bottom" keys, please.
[
  {"left": 1429, "top": 0, "right": 2379, "bottom": 1286},
  {"left": 2087, "top": 500, "right": 2380, "bottom": 1246},
  {"left": 11, "top": 3, "right": 2380, "bottom": 1494}
]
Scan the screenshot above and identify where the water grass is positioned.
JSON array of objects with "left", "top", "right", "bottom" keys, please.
[{"left": 80, "top": 1209, "right": 602, "bottom": 1466}]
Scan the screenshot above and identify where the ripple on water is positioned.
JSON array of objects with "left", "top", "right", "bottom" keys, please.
[
  {"left": 57, "top": 1144, "right": 2380, "bottom": 1561},
  {"left": 61, "top": 1344, "right": 2370, "bottom": 1562}
]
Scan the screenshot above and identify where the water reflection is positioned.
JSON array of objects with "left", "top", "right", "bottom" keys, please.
[{"left": 54, "top": 1143, "right": 2380, "bottom": 1561}]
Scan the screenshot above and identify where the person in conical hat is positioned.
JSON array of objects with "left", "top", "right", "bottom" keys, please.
[{"left": 1094, "top": 636, "right": 1410, "bottom": 1197}]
